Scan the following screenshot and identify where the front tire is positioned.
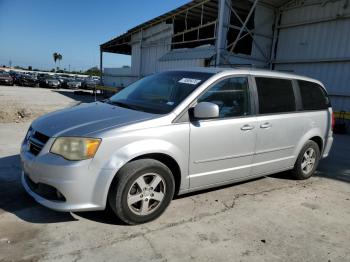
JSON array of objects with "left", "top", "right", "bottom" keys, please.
[
  {"left": 291, "top": 140, "right": 320, "bottom": 180},
  {"left": 108, "top": 159, "right": 175, "bottom": 225}
]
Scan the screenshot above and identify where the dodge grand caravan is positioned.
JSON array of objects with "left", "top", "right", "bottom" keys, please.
[{"left": 21, "top": 68, "right": 333, "bottom": 224}]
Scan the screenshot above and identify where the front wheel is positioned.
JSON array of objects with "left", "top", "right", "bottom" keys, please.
[
  {"left": 108, "top": 159, "right": 175, "bottom": 224},
  {"left": 291, "top": 140, "right": 320, "bottom": 180}
]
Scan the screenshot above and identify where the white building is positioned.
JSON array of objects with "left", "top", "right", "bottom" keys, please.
[{"left": 100, "top": 0, "right": 350, "bottom": 111}]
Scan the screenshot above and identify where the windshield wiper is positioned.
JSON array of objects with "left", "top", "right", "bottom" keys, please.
[{"left": 107, "top": 100, "right": 141, "bottom": 111}]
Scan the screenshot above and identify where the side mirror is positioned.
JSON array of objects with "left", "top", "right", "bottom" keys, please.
[{"left": 194, "top": 102, "right": 219, "bottom": 119}]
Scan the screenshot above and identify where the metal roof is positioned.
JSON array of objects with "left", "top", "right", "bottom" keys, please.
[{"left": 159, "top": 46, "right": 216, "bottom": 61}]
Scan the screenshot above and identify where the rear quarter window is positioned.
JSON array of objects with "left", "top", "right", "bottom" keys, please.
[{"left": 298, "top": 80, "right": 330, "bottom": 110}]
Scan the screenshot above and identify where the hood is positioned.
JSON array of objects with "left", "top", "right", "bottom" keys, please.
[
  {"left": 0, "top": 75, "right": 11, "bottom": 80},
  {"left": 31, "top": 102, "right": 159, "bottom": 137}
]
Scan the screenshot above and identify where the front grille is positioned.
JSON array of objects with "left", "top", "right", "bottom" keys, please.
[
  {"left": 32, "top": 131, "right": 49, "bottom": 144},
  {"left": 28, "top": 130, "right": 50, "bottom": 156}
]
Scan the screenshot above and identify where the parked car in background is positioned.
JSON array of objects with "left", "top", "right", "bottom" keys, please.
[
  {"left": 38, "top": 76, "right": 60, "bottom": 89},
  {"left": 57, "top": 77, "right": 71, "bottom": 89},
  {"left": 0, "top": 71, "right": 14, "bottom": 85},
  {"left": 67, "top": 79, "right": 82, "bottom": 89},
  {"left": 37, "top": 74, "right": 49, "bottom": 87},
  {"left": 17, "top": 74, "right": 38, "bottom": 87},
  {"left": 46, "top": 78, "right": 61, "bottom": 89},
  {"left": 20, "top": 68, "right": 333, "bottom": 225},
  {"left": 82, "top": 78, "right": 98, "bottom": 90}
]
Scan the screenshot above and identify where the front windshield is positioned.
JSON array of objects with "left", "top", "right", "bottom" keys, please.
[{"left": 108, "top": 71, "right": 213, "bottom": 114}]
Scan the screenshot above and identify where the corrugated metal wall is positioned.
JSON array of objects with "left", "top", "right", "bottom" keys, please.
[
  {"left": 157, "top": 59, "right": 205, "bottom": 71},
  {"left": 131, "top": 22, "right": 173, "bottom": 77},
  {"left": 103, "top": 68, "right": 138, "bottom": 87},
  {"left": 274, "top": 0, "right": 350, "bottom": 111}
]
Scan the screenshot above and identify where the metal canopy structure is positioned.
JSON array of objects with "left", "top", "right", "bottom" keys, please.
[
  {"left": 100, "top": 0, "right": 350, "bottom": 111},
  {"left": 100, "top": 0, "right": 291, "bottom": 69},
  {"left": 101, "top": 0, "right": 220, "bottom": 54}
]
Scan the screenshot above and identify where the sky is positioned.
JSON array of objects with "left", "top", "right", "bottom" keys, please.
[{"left": 0, "top": 0, "right": 189, "bottom": 71}]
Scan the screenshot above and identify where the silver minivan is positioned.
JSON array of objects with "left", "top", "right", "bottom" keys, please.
[{"left": 21, "top": 68, "right": 333, "bottom": 224}]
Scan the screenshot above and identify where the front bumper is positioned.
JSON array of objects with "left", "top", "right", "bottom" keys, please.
[
  {"left": 20, "top": 142, "right": 113, "bottom": 212},
  {"left": 0, "top": 79, "right": 13, "bottom": 85},
  {"left": 68, "top": 84, "right": 81, "bottom": 89},
  {"left": 48, "top": 83, "right": 60, "bottom": 88}
]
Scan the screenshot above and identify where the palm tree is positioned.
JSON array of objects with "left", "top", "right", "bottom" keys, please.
[
  {"left": 53, "top": 52, "right": 59, "bottom": 63},
  {"left": 57, "top": 53, "right": 62, "bottom": 64},
  {"left": 53, "top": 52, "right": 63, "bottom": 69}
]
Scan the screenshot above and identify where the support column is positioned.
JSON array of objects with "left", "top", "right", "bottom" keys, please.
[
  {"left": 139, "top": 29, "right": 143, "bottom": 78},
  {"left": 269, "top": 9, "right": 281, "bottom": 70},
  {"left": 99, "top": 48, "right": 103, "bottom": 85},
  {"left": 216, "top": 0, "right": 230, "bottom": 66}
]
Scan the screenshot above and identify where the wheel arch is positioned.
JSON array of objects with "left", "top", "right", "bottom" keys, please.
[
  {"left": 309, "top": 136, "right": 323, "bottom": 152},
  {"left": 293, "top": 128, "right": 325, "bottom": 166},
  {"left": 131, "top": 153, "right": 182, "bottom": 196}
]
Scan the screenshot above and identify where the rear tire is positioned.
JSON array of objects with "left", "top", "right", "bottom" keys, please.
[
  {"left": 108, "top": 159, "right": 175, "bottom": 225},
  {"left": 291, "top": 140, "right": 320, "bottom": 180}
]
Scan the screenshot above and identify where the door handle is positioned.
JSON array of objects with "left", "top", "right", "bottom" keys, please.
[
  {"left": 260, "top": 122, "right": 272, "bottom": 129},
  {"left": 241, "top": 124, "right": 255, "bottom": 131}
]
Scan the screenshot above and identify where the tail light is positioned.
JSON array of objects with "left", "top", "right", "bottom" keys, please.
[{"left": 331, "top": 112, "right": 335, "bottom": 131}]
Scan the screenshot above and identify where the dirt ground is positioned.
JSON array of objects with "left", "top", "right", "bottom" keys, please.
[
  {"left": 0, "top": 85, "right": 350, "bottom": 262},
  {"left": 0, "top": 86, "right": 95, "bottom": 123}
]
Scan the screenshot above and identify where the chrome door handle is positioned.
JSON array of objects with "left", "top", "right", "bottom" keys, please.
[
  {"left": 260, "top": 122, "right": 272, "bottom": 129},
  {"left": 241, "top": 124, "right": 255, "bottom": 131}
]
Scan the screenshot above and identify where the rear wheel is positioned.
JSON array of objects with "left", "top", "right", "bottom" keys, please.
[
  {"left": 291, "top": 140, "right": 320, "bottom": 180},
  {"left": 108, "top": 159, "right": 175, "bottom": 225}
]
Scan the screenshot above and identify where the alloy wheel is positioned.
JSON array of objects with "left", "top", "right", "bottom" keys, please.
[
  {"left": 127, "top": 173, "right": 166, "bottom": 216},
  {"left": 301, "top": 148, "right": 316, "bottom": 175}
]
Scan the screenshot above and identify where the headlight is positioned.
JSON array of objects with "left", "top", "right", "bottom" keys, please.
[{"left": 50, "top": 137, "right": 101, "bottom": 161}]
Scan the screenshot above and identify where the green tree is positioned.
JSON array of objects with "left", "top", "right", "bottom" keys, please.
[{"left": 85, "top": 66, "right": 101, "bottom": 76}]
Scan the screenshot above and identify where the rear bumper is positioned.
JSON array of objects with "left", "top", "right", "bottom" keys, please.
[{"left": 322, "top": 136, "right": 333, "bottom": 158}]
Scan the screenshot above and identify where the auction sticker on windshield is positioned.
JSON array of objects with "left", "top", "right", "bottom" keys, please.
[{"left": 178, "top": 78, "right": 202, "bottom": 85}]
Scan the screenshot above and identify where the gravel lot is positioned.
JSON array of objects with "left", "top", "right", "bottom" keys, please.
[{"left": 0, "top": 85, "right": 350, "bottom": 262}]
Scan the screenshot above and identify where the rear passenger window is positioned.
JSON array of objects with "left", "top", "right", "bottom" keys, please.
[
  {"left": 255, "top": 77, "right": 295, "bottom": 114},
  {"left": 298, "top": 80, "right": 329, "bottom": 110}
]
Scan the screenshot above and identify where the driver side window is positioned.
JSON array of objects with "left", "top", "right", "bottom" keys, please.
[{"left": 198, "top": 77, "right": 251, "bottom": 118}]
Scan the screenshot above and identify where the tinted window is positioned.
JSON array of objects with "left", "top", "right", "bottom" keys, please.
[
  {"left": 298, "top": 80, "right": 329, "bottom": 110},
  {"left": 109, "top": 71, "right": 213, "bottom": 114},
  {"left": 256, "top": 77, "right": 295, "bottom": 114},
  {"left": 198, "top": 77, "right": 251, "bottom": 118}
]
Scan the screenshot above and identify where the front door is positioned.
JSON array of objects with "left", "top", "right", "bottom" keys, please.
[{"left": 189, "top": 76, "right": 257, "bottom": 189}]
